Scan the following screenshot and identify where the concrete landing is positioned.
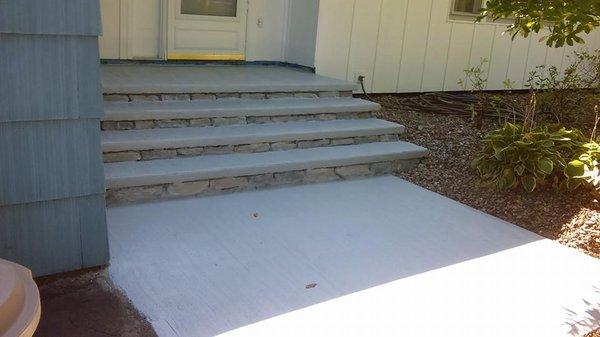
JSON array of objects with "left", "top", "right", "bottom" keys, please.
[
  {"left": 101, "top": 64, "right": 356, "bottom": 94},
  {"left": 107, "top": 176, "right": 600, "bottom": 337}
]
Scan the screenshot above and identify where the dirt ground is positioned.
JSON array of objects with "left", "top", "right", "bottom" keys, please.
[{"left": 34, "top": 268, "right": 156, "bottom": 337}]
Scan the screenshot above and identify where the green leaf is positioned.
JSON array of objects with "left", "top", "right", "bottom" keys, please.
[
  {"left": 503, "top": 168, "right": 516, "bottom": 188},
  {"left": 514, "top": 164, "right": 526, "bottom": 176},
  {"left": 565, "top": 160, "right": 585, "bottom": 178},
  {"left": 537, "top": 158, "right": 554, "bottom": 174},
  {"left": 521, "top": 175, "right": 537, "bottom": 193}
]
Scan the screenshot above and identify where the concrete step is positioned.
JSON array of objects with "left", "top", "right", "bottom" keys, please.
[
  {"left": 101, "top": 98, "right": 379, "bottom": 130},
  {"left": 104, "top": 141, "right": 429, "bottom": 205},
  {"left": 101, "top": 119, "right": 404, "bottom": 162},
  {"left": 101, "top": 64, "right": 356, "bottom": 94}
]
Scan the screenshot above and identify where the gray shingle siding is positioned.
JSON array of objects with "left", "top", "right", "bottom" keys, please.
[
  {"left": 0, "top": 119, "right": 105, "bottom": 205},
  {"left": 0, "top": 195, "right": 108, "bottom": 276},
  {"left": 0, "top": 34, "right": 103, "bottom": 122},
  {"left": 0, "top": 0, "right": 108, "bottom": 276},
  {"left": 0, "top": 0, "right": 101, "bottom": 36}
]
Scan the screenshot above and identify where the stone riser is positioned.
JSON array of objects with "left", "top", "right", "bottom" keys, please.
[
  {"left": 105, "top": 159, "right": 420, "bottom": 206},
  {"left": 101, "top": 111, "right": 374, "bottom": 131},
  {"left": 103, "top": 91, "right": 353, "bottom": 103},
  {"left": 102, "top": 134, "right": 401, "bottom": 163}
]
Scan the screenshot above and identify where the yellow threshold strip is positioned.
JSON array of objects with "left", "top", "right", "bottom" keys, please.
[{"left": 168, "top": 53, "right": 245, "bottom": 61}]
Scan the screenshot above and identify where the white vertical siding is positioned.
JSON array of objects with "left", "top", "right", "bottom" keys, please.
[
  {"left": 98, "top": 0, "right": 120, "bottom": 59},
  {"left": 486, "top": 26, "right": 512, "bottom": 89},
  {"left": 371, "top": 0, "right": 408, "bottom": 92},
  {"left": 246, "top": 0, "right": 289, "bottom": 62},
  {"left": 346, "top": 0, "right": 383, "bottom": 91},
  {"left": 285, "top": 0, "right": 319, "bottom": 67},
  {"left": 314, "top": 0, "right": 355, "bottom": 79},
  {"left": 315, "top": 0, "right": 600, "bottom": 93},
  {"left": 397, "top": 0, "right": 433, "bottom": 92},
  {"left": 443, "top": 22, "right": 475, "bottom": 91},
  {"left": 98, "top": 0, "right": 161, "bottom": 59},
  {"left": 421, "top": 0, "right": 453, "bottom": 92}
]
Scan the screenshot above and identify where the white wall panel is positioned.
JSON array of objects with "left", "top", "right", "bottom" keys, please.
[
  {"left": 443, "top": 22, "right": 474, "bottom": 91},
  {"left": 505, "top": 35, "right": 530, "bottom": 88},
  {"left": 487, "top": 27, "right": 513, "bottom": 89},
  {"left": 346, "top": 0, "right": 383, "bottom": 91},
  {"left": 126, "top": 0, "right": 161, "bottom": 59},
  {"left": 397, "top": 0, "right": 433, "bottom": 92},
  {"left": 421, "top": 1, "right": 453, "bottom": 92},
  {"left": 372, "top": 0, "right": 408, "bottom": 93},
  {"left": 315, "top": 0, "right": 600, "bottom": 93},
  {"left": 523, "top": 33, "right": 549, "bottom": 84},
  {"left": 470, "top": 24, "right": 495, "bottom": 68},
  {"left": 99, "top": 0, "right": 120, "bottom": 59},
  {"left": 246, "top": 0, "right": 288, "bottom": 62},
  {"left": 285, "top": 0, "right": 319, "bottom": 67},
  {"left": 314, "top": 0, "right": 355, "bottom": 80}
]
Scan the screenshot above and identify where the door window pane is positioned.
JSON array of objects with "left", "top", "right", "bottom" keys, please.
[
  {"left": 181, "top": 0, "right": 237, "bottom": 17},
  {"left": 453, "top": 0, "right": 483, "bottom": 14}
]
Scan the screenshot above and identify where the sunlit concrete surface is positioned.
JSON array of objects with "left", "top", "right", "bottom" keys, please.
[
  {"left": 101, "top": 64, "right": 355, "bottom": 94},
  {"left": 107, "top": 176, "right": 600, "bottom": 337}
]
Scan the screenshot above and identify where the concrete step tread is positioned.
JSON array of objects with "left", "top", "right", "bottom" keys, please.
[
  {"left": 101, "top": 119, "right": 404, "bottom": 152},
  {"left": 101, "top": 64, "right": 356, "bottom": 94},
  {"left": 103, "top": 97, "right": 380, "bottom": 121},
  {"left": 104, "top": 141, "right": 429, "bottom": 189}
]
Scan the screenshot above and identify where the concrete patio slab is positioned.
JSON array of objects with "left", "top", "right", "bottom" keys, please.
[
  {"left": 101, "top": 64, "right": 356, "bottom": 94},
  {"left": 107, "top": 176, "right": 600, "bottom": 337}
]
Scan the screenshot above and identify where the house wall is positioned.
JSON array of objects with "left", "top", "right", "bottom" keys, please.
[
  {"left": 285, "top": 0, "right": 319, "bottom": 67},
  {"left": 99, "top": 0, "right": 163, "bottom": 59},
  {"left": 0, "top": 0, "right": 109, "bottom": 276},
  {"left": 246, "top": 0, "right": 289, "bottom": 62},
  {"left": 99, "top": 0, "right": 292, "bottom": 62},
  {"left": 314, "top": 0, "right": 600, "bottom": 93}
]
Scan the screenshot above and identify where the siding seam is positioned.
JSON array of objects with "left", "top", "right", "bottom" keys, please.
[
  {"left": 419, "top": 0, "right": 436, "bottom": 92},
  {"left": 521, "top": 36, "right": 533, "bottom": 85},
  {"left": 504, "top": 35, "right": 515, "bottom": 85},
  {"left": 467, "top": 23, "right": 476, "bottom": 68},
  {"left": 371, "top": 0, "right": 385, "bottom": 92},
  {"left": 485, "top": 26, "right": 498, "bottom": 89},
  {"left": 441, "top": 22, "right": 455, "bottom": 91},
  {"left": 344, "top": 0, "right": 359, "bottom": 82},
  {"left": 395, "top": 0, "right": 411, "bottom": 92}
]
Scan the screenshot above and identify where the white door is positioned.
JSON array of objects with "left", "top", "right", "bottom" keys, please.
[{"left": 168, "top": 0, "right": 247, "bottom": 60}]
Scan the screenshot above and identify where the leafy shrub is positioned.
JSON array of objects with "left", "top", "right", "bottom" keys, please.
[
  {"left": 459, "top": 58, "right": 489, "bottom": 128},
  {"left": 472, "top": 123, "right": 584, "bottom": 192},
  {"left": 524, "top": 51, "right": 600, "bottom": 128},
  {"left": 564, "top": 142, "right": 600, "bottom": 190}
]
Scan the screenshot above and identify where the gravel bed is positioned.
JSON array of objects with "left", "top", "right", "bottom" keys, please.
[{"left": 371, "top": 94, "right": 600, "bottom": 259}]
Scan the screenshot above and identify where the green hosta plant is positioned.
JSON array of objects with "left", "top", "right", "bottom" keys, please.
[
  {"left": 564, "top": 142, "right": 600, "bottom": 190},
  {"left": 472, "top": 123, "right": 584, "bottom": 192}
]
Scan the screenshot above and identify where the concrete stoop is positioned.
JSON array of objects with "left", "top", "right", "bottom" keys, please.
[{"left": 101, "top": 65, "right": 429, "bottom": 205}]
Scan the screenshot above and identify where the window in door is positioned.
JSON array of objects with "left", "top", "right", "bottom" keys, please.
[
  {"left": 181, "top": 0, "right": 237, "bottom": 17},
  {"left": 452, "top": 0, "right": 483, "bottom": 15}
]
